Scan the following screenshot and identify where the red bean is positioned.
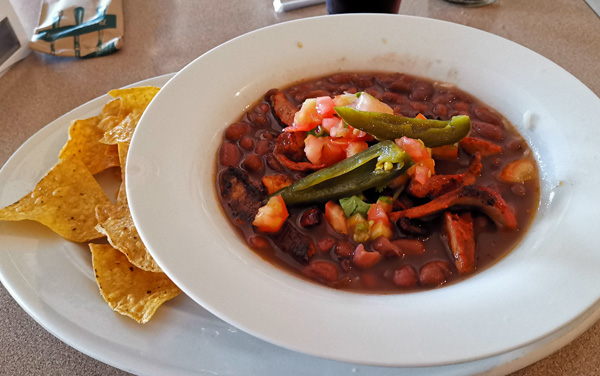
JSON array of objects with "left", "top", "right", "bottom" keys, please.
[
  {"left": 387, "top": 76, "right": 414, "bottom": 93},
  {"left": 473, "top": 106, "right": 502, "bottom": 127},
  {"left": 472, "top": 120, "right": 503, "bottom": 141},
  {"left": 365, "top": 88, "right": 383, "bottom": 100},
  {"left": 255, "top": 140, "right": 272, "bottom": 155},
  {"left": 317, "top": 237, "right": 336, "bottom": 252},
  {"left": 242, "top": 154, "right": 263, "bottom": 172},
  {"left": 248, "top": 235, "right": 269, "bottom": 249},
  {"left": 265, "top": 153, "right": 283, "bottom": 172},
  {"left": 262, "top": 132, "right": 276, "bottom": 140},
  {"left": 334, "top": 241, "right": 353, "bottom": 258},
  {"left": 353, "top": 75, "right": 374, "bottom": 88},
  {"left": 392, "top": 238, "right": 426, "bottom": 256},
  {"left": 432, "top": 93, "right": 455, "bottom": 104},
  {"left": 295, "top": 89, "right": 329, "bottom": 102},
  {"left": 382, "top": 91, "right": 403, "bottom": 104},
  {"left": 507, "top": 139, "right": 524, "bottom": 151},
  {"left": 433, "top": 104, "right": 448, "bottom": 117},
  {"left": 257, "top": 102, "right": 270, "bottom": 114},
  {"left": 453, "top": 101, "right": 469, "bottom": 112},
  {"left": 219, "top": 142, "right": 240, "bottom": 167},
  {"left": 328, "top": 73, "right": 352, "bottom": 84},
  {"left": 304, "top": 261, "right": 338, "bottom": 283},
  {"left": 352, "top": 244, "right": 382, "bottom": 269},
  {"left": 419, "top": 261, "right": 452, "bottom": 285},
  {"left": 225, "top": 122, "right": 250, "bottom": 141},
  {"left": 254, "top": 114, "right": 269, "bottom": 126},
  {"left": 511, "top": 184, "right": 527, "bottom": 197},
  {"left": 393, "top": 265, "right": 418, "bottom": 288},
  {"left": 410, "top": 81, "right": 434, "bottom": 101},
  {"left": 239, "top": 136, "right": 254, "bottom": 150},
  {"left": 300, "top": 208, "right": 321, "bottom": 227},
  {"left": 410, "top": 101, "right": 430, "bottom": 114},
  {"left": 371, "top": 237, "right": 400, "bottom": 257}
]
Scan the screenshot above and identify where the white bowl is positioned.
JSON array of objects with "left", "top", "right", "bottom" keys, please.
[{"left": 126, "top": 14, "right": 600, "bottom": 367}]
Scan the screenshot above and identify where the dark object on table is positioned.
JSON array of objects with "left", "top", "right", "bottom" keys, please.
[{"left": 326, "top": 0, "right": 401, "bottom": 14}]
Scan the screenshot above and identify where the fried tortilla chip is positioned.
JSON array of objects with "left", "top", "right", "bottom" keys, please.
[
  {"left": 90, "top": 243, "right": 180, "bottom": 324},
  {"left": 100, "top": 109, "right": 142, "bottom": 145},
  {"left": 0, "top": 155, "right": 110, "bottom": 242},
  {"left": 108, "top": 86, "right": 160, "bottom": 117},
  {"left": 59, "top": 116, "right": 120, "bottom": 175},
  {"left": 95, "top": 201, "right": 162, "bottom": 272},
  {"left": 98, "top": 98, "right": 125, "bottom": 133},
  {"left": 101, "top": 98, "right": 121, "bottom": 118},
  {"left": 116, "top": 142, "right": 130, "bottom": 204}
]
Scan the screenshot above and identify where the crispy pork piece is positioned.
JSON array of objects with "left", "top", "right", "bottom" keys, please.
[
  {"left": 273, "top": 131, "right": 327, "bottom": 172},
  {"left": 219, "top": 167, "right": 265, "bottom": 223},
  {"left": 270, "top": 222, "right": 315, "bottom": 265},
  {"left": 408, "top": 153, "right": 482, "bottom": 198},
  {"left": 390, "top": 185, "right": 517, "bottom": 230},
  {"left": 443, "top": 212, "right": 476, "bottom": 274},
  {"left": 459, "top": 136, "right": 502, "bottom": 156},
  {"left": 268, "top": 90, "right": 297, "bottom": 128}
]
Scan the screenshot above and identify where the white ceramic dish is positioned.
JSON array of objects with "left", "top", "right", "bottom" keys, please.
[
  {"left": 1, "top": 75, "right": 599, "bottom": 376},
  {"left": 126, "top": 14, "right": 600, "bottom": 367}
]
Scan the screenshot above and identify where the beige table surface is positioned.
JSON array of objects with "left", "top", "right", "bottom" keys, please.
[{"left": 1, "top": 0, "right": 599, "bottom": 375}]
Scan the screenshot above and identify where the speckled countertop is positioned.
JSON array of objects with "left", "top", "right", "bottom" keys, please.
[{"left": 1, "top": 0, "right": 599, "bottom": 375}]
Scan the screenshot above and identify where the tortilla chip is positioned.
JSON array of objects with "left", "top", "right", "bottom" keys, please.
[
  {"left": 101, "top": 98, "right": 121, "bottom": 118},
  {"left": 90, "top": 243, "right": 180, "bottom": 324},
  {"left": 116, "top": 142, "right": 130, "bottom": 204},
  {"left": 0, "top": 155, "right": 110, "bottom": 242},
  {"left": 100, "top": 109, "right": 142, "bottom": 145},
  {"left": 95, "top": 201, "right": 162, "bottom": 272},
  {"left": 108, "top": 86, "right": 160, "bottom": 117},
  {"left": 59, "top": 116, "right": 120, "bottom": 175}
]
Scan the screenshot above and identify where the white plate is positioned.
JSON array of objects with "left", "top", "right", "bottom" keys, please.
[
  {"left": 126, "top": 15, "right": 600, "bottom": 367},
  {"left": 1, "top": 76, "right": 599, "bottom": 376}
]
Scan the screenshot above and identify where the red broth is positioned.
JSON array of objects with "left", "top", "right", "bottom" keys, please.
[{"left": 215, "top": 72, "right": 539, "bottom": 293}]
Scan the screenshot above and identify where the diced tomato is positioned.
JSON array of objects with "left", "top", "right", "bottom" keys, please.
[
  {"left": 315, "top": 96, "right": 336, "bottom": 118},
  {"left": 333, "top": 93, "right": 357, "bottom": 107},
  {"left": 252, "top": 195, "right": 288, "bottom": 233},
  {"left": 304, "top": 135, "right": 346, "bottom": 166},
  {"left": 397, "top": 136, "right": 435, "bottom": 185},
  {"left": 353, "top": 93, "right": 394, "bottom": 114},
  {"left": 261, "top": 174, "right": 294, "bottom": 195},
  {"left": 367, "top": 203, "right": 390, "bottom": 225},
  {"left": 343, "top": 140, "right": 368, "bottom": 157},
  {"left": 286, "top": 98, "right": 321, "bottom": 132},
  {"left": 325, "top": 201, "right": 348, "bottom": 235},
  {"left": 395, "top": 136, "right": 430, "bottom": 163},
  {"left": 375, "top": 196, "right": 393, "bottom": 214},
  {"left": 367, "top": 202, "right": 393, "bottom": 239},
  {"left": 431, "top": 144, "right": 459, "bottom": 160},
  {"left": 413, "top": 159, "right": 436, "bottom": 185},
  {"left": 352, "top": 244, "right": 382, "bottom": 269},
  {"left": 321, "top": 140, "right": 347, "bottom": 165},
  {"left": 321, "top": 117, "right": 344, "bottom": 136}
]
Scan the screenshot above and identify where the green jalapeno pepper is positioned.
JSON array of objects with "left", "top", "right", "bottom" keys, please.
[
  {"left": 334, "top": 107, "right": 471, "bottom": 148},
  {"left": 273, "top": 141, "right": 412, "bottom": 205}
]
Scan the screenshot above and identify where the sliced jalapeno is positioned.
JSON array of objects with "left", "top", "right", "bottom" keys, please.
[
  {"left": 273, "top": 141, "right": 412, "bottom": 205},
  {"left": 334, "top": 107, "right": 471, "bottom": 148}
]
